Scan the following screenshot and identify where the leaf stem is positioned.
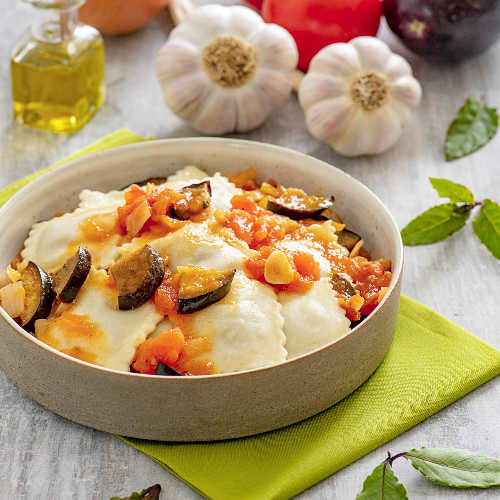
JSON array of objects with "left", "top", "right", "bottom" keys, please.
[
  {"left": 454, "top": 201, "right": 483, "bottom": 215},
  {"left": 385, "top": 451, "right": 408, "bottom": 466}
]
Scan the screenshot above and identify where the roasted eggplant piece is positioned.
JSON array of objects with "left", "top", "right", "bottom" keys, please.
[
  {"left": 177, "top": 267, "right": 236, "bottom": 314},
  {"left": 110, "top": 245, "right": 165, "bottom": 310},
  {"left": 267, "top": 188, "right": 333, "bottom": 220},
  {"left": 51, "top": 247, "right": 91, "bottom": 303},
  {"left": 350, "top": 317, "right": 366, "bottom": 329},
  {"left": 321, "top": 207, "right": 343, "bottom": 224},
  {"left": 171, "top": 181, "right": 212, "bottom": 220},
  {"left": 155, "top": 361, "right": 181, "bottom": 376},
  {"left": 19, "top": 261, "right": 54, "bottom": 332},
  {"left": 331, "top": 273, "right": 356, "bottom": 298},
  {"left": 336, "top": 228, "right": 361, "bottom": 251}
]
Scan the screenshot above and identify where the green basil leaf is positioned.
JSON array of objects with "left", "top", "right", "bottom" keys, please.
[
  {"left": 473, "top": 199, "right": 500, "bottom": 260},
  {"left": 405, "top": 447, "right": 500, "bottom": 488},
  {"left": 401, "top": 203, "right": 470, "bottom": 245},
  {"left": 356, "top": 462, "right": 408, "bottom": 500},
  {"left": 110, "top": 484, "right": 161, "bottom": 500},
  {"left": 429, "top": 178, "right": 474, "bottom": 204},
  {"left": 445, "top": 95, "right": 498, "bottom": 161}
]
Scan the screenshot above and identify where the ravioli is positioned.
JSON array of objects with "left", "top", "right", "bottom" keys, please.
[
  {"left": 21, "top": 208, "right": 122, "bottom": 273},
  {"left": 35, "top": 268, "right": 162, "bottom": 371},
  {"left": 78, "top": 188, "right": 127, "bottom": 211},
  {"left": 278, "top": 278, "right": 351, "bottom": 359},
  {"left": 172, "top": 272, "right": 287, "bottom": 373},
  {"left": 147, "top": 220, "right": 256, "bottom": 272}
]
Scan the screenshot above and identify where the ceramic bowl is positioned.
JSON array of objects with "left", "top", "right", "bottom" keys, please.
[{"left": 0, "top": 138, "right": 403, "bottom": 441}]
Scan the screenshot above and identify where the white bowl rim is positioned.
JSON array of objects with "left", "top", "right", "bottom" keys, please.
[{"left": 0, "top": 137, "right": 403, "bottom": 380}]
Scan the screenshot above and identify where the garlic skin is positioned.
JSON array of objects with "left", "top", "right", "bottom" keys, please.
[
  {"left": 298, "top": 37, "right": 422, "bottom": 157},
  {"left": 156, "top": 4, "right": 298, "bottom": 135}
]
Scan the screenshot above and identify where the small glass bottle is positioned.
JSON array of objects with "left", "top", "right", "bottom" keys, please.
[{"left": 10, "top": 0, "right": 105, "bottom": 134}]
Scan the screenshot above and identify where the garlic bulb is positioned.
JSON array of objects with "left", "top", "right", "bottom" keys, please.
[
  {"left": 298, "top": 37, "right": 422, "bottom": 157},
  {"left": 156, "top": 4, "right": 298, "bottom": 135}
]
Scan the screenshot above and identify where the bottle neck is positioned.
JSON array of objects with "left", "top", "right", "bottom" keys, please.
[{"left": 28, "top": 3, "right": 80, "bottom": 43}]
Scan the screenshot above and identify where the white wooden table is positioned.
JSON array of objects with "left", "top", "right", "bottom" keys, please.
[{"left": 1, "top": 1, "right": 500, "bottom": 498}]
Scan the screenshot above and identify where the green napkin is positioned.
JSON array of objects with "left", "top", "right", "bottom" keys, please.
[{"left": 3, "top": 130, "right": 500, "bottom": 500}]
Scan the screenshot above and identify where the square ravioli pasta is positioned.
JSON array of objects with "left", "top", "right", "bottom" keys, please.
[{"left": 1, "top": 166, "right": 392, "bottom": 376}]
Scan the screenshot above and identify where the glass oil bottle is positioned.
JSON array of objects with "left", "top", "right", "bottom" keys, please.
[{"left": 10, "top": 0, "right": 105, "bottom": 134}]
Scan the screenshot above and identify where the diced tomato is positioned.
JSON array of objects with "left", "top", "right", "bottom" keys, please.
[
  {"left": 228, "top": 211, "right": 255, "bottom": 246},
  {"left": 292, "top": 252, "right": 320, "bottom": 281},
  {"left": 132, "top": 327, "right": 185, "bottom": 375},
  {"left": 155, "top": 272, "right": 180, "bottom": 316},
  {"left": 359, "top": 294, "right": 379, "bottom": 316}
]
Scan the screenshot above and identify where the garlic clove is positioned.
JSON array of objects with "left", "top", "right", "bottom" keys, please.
[
  {"left": 156, "top": 39, "right": 200, "bottom": 82},
  {"left": 310, "top": 44, "right": 362, "bottom": 79},
  {"left": 249, "top": 24, "right": 299, "bottom": 70},
  {"left": 332, "top": 103, "right": 407, "bottom": 157},
  {"left": 384, "top": 54, "right": 414, "bottom": 81},
  {"left": 232, "top": 84, "right": 269, "bottom": 132},
  {"left": 160, "top": 70, "right": 211, "bottom": 118},
  {"left": 350, "top": 37, "right": 394, "bottom": 74},
  {"left": 252, "top": 67, "right": 293, "bottom": 110},
  {"left": 305, "top": 97, "right": 356, "bottom": 144},
  {"left": 226, "top": 6, "right": 263, "bottom": 40},
  {"left": 169, "top": 5, "right": 231, "bottom": 48},
  {"left": 189, "top": 88, "right": 237, "bottom": 135},
  {"left": 298, "top": 74, "right": 347, "bottom": 110},
  {"left": 338, "top": 111, "right": 388, "bottom": 157},
  {"left": 391, "top": 75, "right": 422, "bottom": 108}
]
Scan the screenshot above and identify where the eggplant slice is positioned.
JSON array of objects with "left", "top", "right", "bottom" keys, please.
[
  {"left": 51, "top": 247, "right": 91, "bottom": 303},
  {"left": 155, "top": 361, "right": 181, "bottom": 376},
  {"left": 336, "top": 229, "right": 361, "bottom": 251},
  {"left": 19, "top": 261, "right": 54, "bottom": 332},
  {"left": 177, "top": 267, "right": 236, "bottom": 314},
  {"left": 110, "top": 245, "right": 165, "bottom": 310},
  {"left": 171, "top": 181, "right": 212, "bottom": 220},
  {"left": 331, "top": 273, "right": 356, "bottom": 298},
  {"left": 267, "top": 188, "right": 333, "bottom": 220}
]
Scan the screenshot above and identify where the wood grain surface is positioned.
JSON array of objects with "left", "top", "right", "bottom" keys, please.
[{"left": 1, "top": 1, "right": 500, "bottom": 498}]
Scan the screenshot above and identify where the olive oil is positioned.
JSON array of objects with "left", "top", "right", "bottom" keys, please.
[{"left": 10, "top": 1, "right": 105, "bottom": 134}]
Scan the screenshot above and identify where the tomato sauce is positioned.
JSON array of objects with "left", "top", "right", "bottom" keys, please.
[{"left": 215, "top": 192, "right": 392, "bottom": 321}]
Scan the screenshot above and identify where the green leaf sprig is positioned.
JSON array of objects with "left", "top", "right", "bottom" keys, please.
[
  {"left": 110, "top": 484, "right": 161, "bottom": 500},
  {"left": 401, "top": 178, "right": 500, "bottom": 260},
  {"left": 445, "top": 95, "right": 498, "bottom": 161},
  {"left": 356, "top": 447, "right": 500, "bottom": 499}
]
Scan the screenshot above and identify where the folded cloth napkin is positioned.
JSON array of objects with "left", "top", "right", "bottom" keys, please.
[{"left": 3, "top": 130, "right": 500, "bottom": 500}]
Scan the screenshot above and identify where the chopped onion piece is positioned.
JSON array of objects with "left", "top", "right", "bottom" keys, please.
[
  {"left": 349, "top": 239, "right": 365, "bottom": 258},
  {"left": 0, "top": 281, "right": 26, "bottom": 318},
  {"left": 126, "top": 199, "right": 151, "bottom": 237},
  {"left": 0, "top": 269, "right": 11, "bottom": 288}
]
